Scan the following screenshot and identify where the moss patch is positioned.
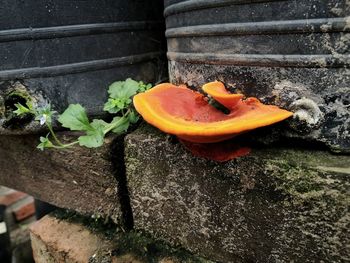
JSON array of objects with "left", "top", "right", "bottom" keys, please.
[
  {"left": 114, "top": 230, "right": 212, "bottom": 263},
  {"left": 2, "top": 84, "right": 35, "bottom": 129}
]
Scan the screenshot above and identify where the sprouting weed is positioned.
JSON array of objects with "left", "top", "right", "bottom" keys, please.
[{"left": 14, "top": 78, "right": 151, "bottom": 150}]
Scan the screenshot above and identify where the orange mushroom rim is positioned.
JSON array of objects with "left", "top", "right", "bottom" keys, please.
[{"left": 133, "top": 81, "right": 294, "bottom": 143}]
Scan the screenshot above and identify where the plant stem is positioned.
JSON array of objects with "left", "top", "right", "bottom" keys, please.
[
  {"left": 51, "top": 140, "right": 79, "bottom": 149},
  {"left": 62, "top": 140, "right": 80, "bottom": 148},
  {"left": 103, "top": 109, "right": 130, "bottom": 134},
  {"left": 47, "top": 124, "right": 64, "bottom": 146}
]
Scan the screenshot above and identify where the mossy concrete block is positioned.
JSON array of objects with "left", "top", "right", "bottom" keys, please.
[
  {"left": 0, "top": 132, "right": 122, "bottom": 223},
  {"left": 125, "top": 125, "right": 350, "bottom": 263}
]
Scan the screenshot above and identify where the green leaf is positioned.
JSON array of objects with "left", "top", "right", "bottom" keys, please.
[
  {"left": 13, "top": 103, "right": 31, "bottom": 116},
  {"left": 78, "top": 119, "right": 107, "bottom": 148},
  {"left": 91, "top": 119, "right": 109, "bottom": 129},
  {"left": 25, "top": 100, "right": 34, "bottom": 111},
  {"left": 78, "top": 133, "right": 104, "bottom": 148},
  {"left": 110, "top": 116, "right": 130, "bottom": 135},
  {"left": 108, "top": 78, "right": 139, "bottom": 99},
  {"left": 128, "top": 110, "right": 139, "bottom": 124},
  {"left": 58, "top": 104, "right": 92, "bottom": 131},
  {"left": 103, "top": 98, "right": 131, "bottom": 113},
  {"left": 138, "top": 81, "right": 152, "bottom": 92},
  {"left": 37, "top": 134, "right": 53, "bottom": 151},
  {"left": 117, "top": 98, "right": 131, "bottom": 108},
  {"left": 103, "top": 99, "right": 120, "bottom": 114}
]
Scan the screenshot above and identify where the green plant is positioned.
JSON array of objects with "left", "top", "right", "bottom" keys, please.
[{"left": 13, "top": 78, "right": 152, "bottom": 150}]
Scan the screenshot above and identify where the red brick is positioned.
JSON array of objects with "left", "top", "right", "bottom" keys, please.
[
  {"left": 30, "top": 215, "right": 187, "bottom": 263},
  {"left": 0, "top": 191, "right": 27, "bottom": 206},
  {"left": 30, "top": 215, "right": 116, "bottom": 263},
  {"left": 13, "top": 200, "right": 35, "bottom": 221}
]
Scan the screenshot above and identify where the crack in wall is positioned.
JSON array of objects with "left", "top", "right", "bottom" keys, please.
[{"left": 110, "top": 135, "right": 134, "bottom": 230}]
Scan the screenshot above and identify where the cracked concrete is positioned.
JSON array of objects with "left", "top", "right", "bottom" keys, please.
[{"left": 125, "top": 124, "right": 350, "bottom": 262}]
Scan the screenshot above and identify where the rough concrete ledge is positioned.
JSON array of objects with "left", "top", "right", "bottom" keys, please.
[
  {"left": 0, "top": 132, "right": 122, "bottom": 223},
  {"left": 125, "top": 124, "right": 350, "bottom": 263}
]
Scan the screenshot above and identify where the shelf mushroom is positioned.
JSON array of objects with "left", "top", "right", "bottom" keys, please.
[
  {"left": 134, "top": 81, "right": 293, "bottom": 143},
  {"left": 134, "top": 81, "right": 293, "bottom": 161}
]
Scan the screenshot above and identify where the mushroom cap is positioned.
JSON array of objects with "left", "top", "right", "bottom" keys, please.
[{"left": 133, "top": 81, "right": 293, "bottom": 143}]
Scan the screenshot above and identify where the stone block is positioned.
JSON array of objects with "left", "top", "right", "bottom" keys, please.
[
  {"left": 0, "top": 132, "right": 122, "bottom": 223},
  {"left": 125, "top": 125, "right": 350, "bottom": 262}
]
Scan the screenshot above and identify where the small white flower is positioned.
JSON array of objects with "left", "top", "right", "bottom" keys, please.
[{"left": 40, "top": 114, "right": 47, "bottom": 125}]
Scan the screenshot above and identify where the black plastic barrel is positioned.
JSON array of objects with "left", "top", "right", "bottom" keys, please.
[
  {"left": 0, "top": 0, "right": 166, "bottom": 133},
  {"left": 165, "top": 0, "right": 350, "bottom": 152}
]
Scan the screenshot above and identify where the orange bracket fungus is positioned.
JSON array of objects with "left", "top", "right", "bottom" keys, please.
[{"left": 134, "top": 81, "right": 293, "bottom": 161}]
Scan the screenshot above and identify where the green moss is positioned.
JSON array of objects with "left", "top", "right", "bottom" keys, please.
[
  {"left": 114, "top": 230, "right": 213, "bottom": 263},
  {"left": 2, "top": 87, "right": 35, "bottom": 128},
  {"left": 0, "top": 96, "right": 5, "bottom": 118},
  {"left": 6, "top": 88, "right": 33, "bottom": 103},
  {"left": 265, "top": 156, "right": 349, "bottom": 210},
  {"left": 267, "top": 147, "right": 350, "bottom": 169},
  {"left": 52, "top": 209, "right": 119, "bottom": 239},
  {"left": 268, "top": 162, "right": 322, "bottom": 195}
]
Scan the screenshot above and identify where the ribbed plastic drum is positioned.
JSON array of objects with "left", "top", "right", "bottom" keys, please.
[
  {"left": 165, "top": 0, "right": 349, "bottom": 152},
  {"left": 0, "top": 0, "right": 166, "bottom": 133}
]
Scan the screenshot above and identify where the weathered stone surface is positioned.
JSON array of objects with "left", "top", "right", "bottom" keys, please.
[
  {"left": 125, "top": 125, "right": 350, "bottom": 263},
  {"left": 0, "top": 132, "right": 122, "bottom": 223}
]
